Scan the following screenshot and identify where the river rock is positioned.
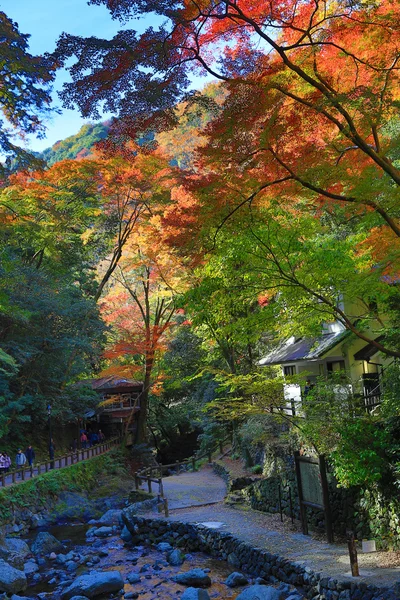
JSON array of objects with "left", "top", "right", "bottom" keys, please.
[
  {"left": 3, "top": 539, "right": 29, "bottom": 559},
  {"left": 98, "top": 509, "right": 122, "bottom": 525},
  {"left": 92, "top": 526, "right": 113, "bottom": 538},
  {"left": 23, "top": 560, "right": 39, "bottom": 575},
  {"left": 60, "top": 570, "right": 124, "bottom": 599},
  {"left": 156, "top": 542, "right": 172, "bottom": 552},
  {"left": 120, "top": 525, "right": 133, "bottom": 542},
  {"left": 127, "top": 573, "right": 141, "bottom": 584},
  {"left": 225, "top": 572, "right": 249, "bottom": 587},
  {"left": 167, "top": 549, "right": 185, "bottom": 566},
  {"left": 181, "top": 589, "right": 211, "bottom": 600},
  {"left": 31, "top": 532, "right": 65, "bottom": 556},
  {"left": 10, "top": 595, "right": 32, "bottom": 600},
  {"left": 0, "top": 559, "right": 27, "bottom": 594},
  {"left": 235, "top": 585, "right": 282, "bottom": 600},
  {"left": 69, "top": 597, "right": 89, "bottom": 600},
  {"left": 173, "top": 569, "right": 211, "bottom": 588}
]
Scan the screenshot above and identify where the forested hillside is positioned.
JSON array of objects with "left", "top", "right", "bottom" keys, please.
[{"left": 40, "top": 122, "right": 110, "bottom": 164}]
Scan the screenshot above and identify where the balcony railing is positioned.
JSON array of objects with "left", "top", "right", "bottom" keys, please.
[{"left": 101, "top": 395, "right": 140, "bottom": 412}]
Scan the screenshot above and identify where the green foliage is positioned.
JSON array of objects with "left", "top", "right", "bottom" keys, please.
[
  {"left": 0, "top": 11, "right": 55, "bottom": 173},
  {"left": 358, "top": 488, "right": 400, "bottom": 550},
  {"left": 251, "top": 464, "right": 263, "bottom": 474},
  {"left": 40, "top": 122, "right": 109, "bottom": 165},
  {"left": 331, "top": 421, "right": 392, "bottom": 488}
]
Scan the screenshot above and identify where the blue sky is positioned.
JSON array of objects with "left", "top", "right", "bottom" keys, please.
[{"left": 2, "top": 0, "right": 165, "bottom": 151}]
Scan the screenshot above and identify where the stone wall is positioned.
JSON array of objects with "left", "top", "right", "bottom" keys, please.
[
  {"left": 122, "top": 512, "right": 397, "bottom": 600},
  {"left": 213, "top": 462, "right": 368, "bottom": 539}
]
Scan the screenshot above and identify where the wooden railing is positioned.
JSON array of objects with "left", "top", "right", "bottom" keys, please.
[
  {"left": 0, "top": 436, "right": 121, "bottom": 488},
  {"left": 133, "top": 436, "right": 231, "bottom": 516}
]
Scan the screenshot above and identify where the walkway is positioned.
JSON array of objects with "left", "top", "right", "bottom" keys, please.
[
  {"left": 141, "top": 466, "right": 400, "bottom": 588},
  {"left": 0, "top": 439, "right": 118, "bottom": 488}
]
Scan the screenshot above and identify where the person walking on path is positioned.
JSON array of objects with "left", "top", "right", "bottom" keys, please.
[
  {"left": 80, "top": 432, "right": 88, "bottom": 449},
  {"left": 0, "top": 453, "right": 5, "bottom": 476},
  {"left": 15, "top": 449, "right": 26, "bottom": 476},
  {"left": 25, "top": 445, "right": 35, "bottom": 467},
  {"left": 49, "top": 439, "right": 55, "bottom": 469},
  {"left": 4, "top": 453, "right": 11, "bottom": 473}
]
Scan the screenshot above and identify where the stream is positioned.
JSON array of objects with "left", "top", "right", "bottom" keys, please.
[{"left": 21, "top": 520, "right": 244, "bottom": 599}]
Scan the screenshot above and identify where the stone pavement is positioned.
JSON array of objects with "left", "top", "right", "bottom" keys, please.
[{"left": 142, "top": 465, "right": 400, "bottom": 589}]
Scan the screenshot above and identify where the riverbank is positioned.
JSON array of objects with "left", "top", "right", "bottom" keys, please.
[{"left": 0, "top": 450, "right": 132, "bottom": 535}]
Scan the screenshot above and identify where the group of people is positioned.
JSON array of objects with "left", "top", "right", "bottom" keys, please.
[
  {"left": 0, "top": 431, "right": 107, "bottom": 477},
  {"left": 79, "top": 429, "right": 105, "bottom": 449},
  {"left": 0, "top": 445, "right": 36, "bottom": 476}
]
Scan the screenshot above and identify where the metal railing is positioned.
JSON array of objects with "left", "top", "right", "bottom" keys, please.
[{"left": 0, "top": 436, "right": 121, "bottom": 488}]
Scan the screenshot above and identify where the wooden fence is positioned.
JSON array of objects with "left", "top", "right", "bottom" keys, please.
[
  {"left": 133, "top": 436, "right": 231, "bottom": 516},
  {"left": 0, "top": 437, "right": 121, "bottom": 488}
]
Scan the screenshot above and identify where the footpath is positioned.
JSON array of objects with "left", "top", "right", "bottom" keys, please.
[{"left": 140, "top": 465, "right": 400, "bottom": 589}]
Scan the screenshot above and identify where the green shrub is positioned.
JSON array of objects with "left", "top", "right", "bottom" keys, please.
[{"left": 251, "top": 464, "right": 263, "bottom": 474}]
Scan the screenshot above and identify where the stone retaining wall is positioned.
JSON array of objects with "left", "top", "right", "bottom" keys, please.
[
  {"left": 122, "top": 511, "right": 398, "bottom": 600},
  {"left": 213, "top": 462, "right": 367, "bottom": 539}
]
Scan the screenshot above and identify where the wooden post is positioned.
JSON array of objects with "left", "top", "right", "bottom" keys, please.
[
  {"left": 1, "top": 473, "right": 5, "bottom": 487},
  {"left": 21, "top": 468, "right": 25, "bottom": 481},
  {"left": 319, "top": 455, "right": 334, "bottom": 544},
  {"left": 192, "top": 457, "right": 196, "bottom": 472},
  {"left": 219, "top": 441, "right": 223, "bottom": 453},
  {"left": 176, "top": 461, "right": 180, "bottom": 475},
  {"left": 45, "top": 462, "right": 49, "bottom": 473},
  {"left": 12, "top": 471, "right": 16, "bottom": 483},
  {"left": 30, "top": 465, "right": 34, "bottom": 478},
  {"left": 347, "top": 531, "right": 360, "bottom": 577},
  {"left": 164, "top": 498, "right": 169, "bottom": 518},
  {"left": 159, "top": 478, "right": 164, "bottom": 498},
  {"left": 278, "top": 483, "right": 283, "bottom": 522},
  {"left": 147, "top": 477, "right": 152, "bottom": 494},
  {"left": 294, "top": 451, "right": 308, "bottom": 536},
  {"left": 208, "top": 452, "right": 212, "bottom": 464},
  {"left": 135, "top": 474, "right": 139, "bottom": 490},
  {"left": 289, "top": 487, "right": 294, "bottom": 525}
]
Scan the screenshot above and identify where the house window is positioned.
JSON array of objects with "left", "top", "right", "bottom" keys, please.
[
  {"left": 327, "top": 360, "right": 345, "bottom": 373},
  {"left": 284, "top": 365, "right": 296, "bottom": 376}
]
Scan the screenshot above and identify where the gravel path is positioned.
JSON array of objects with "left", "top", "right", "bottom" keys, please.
[
  {"left": 151, "top": 465, "right": 227, "bottom": 509},
  {"left": 142, "top": 466, "right": 400, "bottom": 589}
]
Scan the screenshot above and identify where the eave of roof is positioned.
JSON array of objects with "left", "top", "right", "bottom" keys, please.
[{"left": 259, "top": 330, "right": 351, "bottom": 366}]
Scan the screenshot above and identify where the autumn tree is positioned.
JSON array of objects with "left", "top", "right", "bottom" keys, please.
[
  {"left": 101, "top": 214, "right": 188, "bottom": 442},
  {"left": 55, "top": 2, "right": 400, "bottom": 214}
]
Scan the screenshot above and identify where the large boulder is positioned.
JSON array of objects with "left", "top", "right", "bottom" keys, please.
[
  {"left": 235, "top": 586, "right": 282, "bottom": 600},
  {"left": 173, "top": 569, "right": 211, "bottom": 588},
  {"left": 31, "top": 532, "right": 65, "bottom": 556},
  {"left": 0, "top": 539, "right": 30, "bottom": 569},
  {"left": 225, "top": 572, "right": 249, "bottom": 587},
  {"left": 0, "top": 559, "right": 27, "bottom": 595},
  {"left": 2, "top": 540, "right": 29, "bottom": 559},
  {"left": 98, "top": 509, "right": 122, "bottom": 525},
  {"left": 92, "top": 526, "right": 113, "bottom": 538},
  {"left": 60, "top": 570, "right": 124, "bottom": 599},
  {"left": 181, "top": 589, "right": 211, "bottom": 600}
]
